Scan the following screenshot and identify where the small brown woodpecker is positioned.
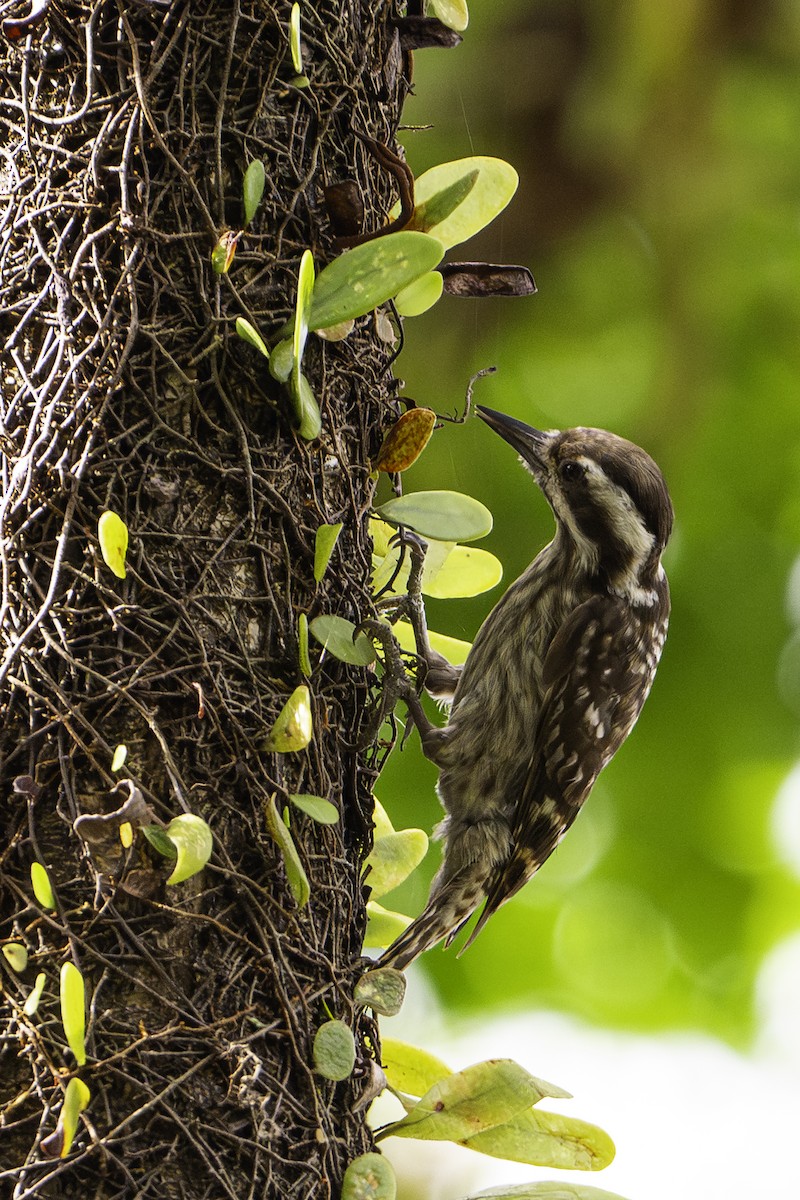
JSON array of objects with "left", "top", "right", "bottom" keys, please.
[{"left": 380, "top": 406, "right": 673, "bottom": 970}]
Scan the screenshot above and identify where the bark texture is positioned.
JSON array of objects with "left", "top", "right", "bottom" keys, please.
[{"left": 0, "top": 1, "right": 408, "bottom": 1194}]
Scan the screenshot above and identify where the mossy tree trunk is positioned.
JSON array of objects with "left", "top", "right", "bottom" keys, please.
[{"left": 0, "top": 2, "right": 408, "bottom": 1194}]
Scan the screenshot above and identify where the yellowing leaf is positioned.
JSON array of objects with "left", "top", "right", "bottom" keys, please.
[
  {"left": 30, "top": 861, "right": 56, "bottom": 909},
  {"left": 23, "top": 971, "right": 46, "bottom": 1017},
  {"left": 369, "top": 518, "right": 395, "bottom": 558},
  {"left": 59, "top": 1077, "right": 90, "bottom": 1158},
  {"left": 341, "top": 1152, "right": 397, "bottom": 1200},
  {"left": 265, "top": 794, "right": 310, "bottom": 907},
  {"left": 111, "top": 743, "right": 127, "bottom": 772},
  {"left": 164, "top": 814, "right": 213, "bottom": 885},
  {"left": 429, "top": 0, "right": 469, "bottom": 33},
  {"left": 264, "top": 685, "right": 313, "bottom": 752},
  {"left": 375, "top": 490, "right": 492, "bottom": 543},
  {"left": 354, "top": 967, "right": 407, "bottom": 1016},
  {"left": 2, "top": 943, "right": 28, "bottom": 973},
  {"left": 59, "top": 962, "right": 86, "bottom": 1066},
  {"left": 395, "top": 157, "right": 518, "bottom": 251},
  {"left": 374, "top": 409, "right": 436, "bottom": 473},
  {"left": 393, "top": 271, "right": 444, "bottom": 317},
  {"left": 363, "top": 829, "right": 428, "bottom": 898},
  {"left": 380, "top": 1038, "right": 452, "bottom": 1097},
  {"left": 372, "top": 798, "right": 395, "bottom": 839},
  {"left": 235, "top": 316, "right": 270, "bottom": 359},
  {"left": 119, "top": 821, "right": 134, "bottom": 848},
  {"left": 211, "top": 229, "right": 238, "bottom": 274},
  {"left": 461, "top": 1106, "right": 615, "bottom": 1171},
  {"left": 98, "top": 511, "right": 128, "bottom": 579},
  {"left": 394, "top": 619, "right": 472, "bottom": 665},
  {"left": 464, "top": 1187, "right": 631, "bottom": 1200},
  {"left": 423, "top": 545, "right": 503, "bottom": 599},
  {"left": 313, "top": 1019, "right": 356, "bottom": 1081},
  {"left": 289, "top": 2, "right": 303, "bottom": 73},
  {"left": 363, "top": 902, "right": 411, "bottom": 949}
]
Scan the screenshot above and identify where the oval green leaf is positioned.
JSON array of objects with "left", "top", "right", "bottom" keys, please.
[
  {"left": 98, "top": 510, "right": 128, "bottom": 580},
  {"left": 24, "top": 971, "right": 46, "bottom": 1017},
  {"left": 59, "top": 1076, "right": 91, "bottom": 1159},
  {"left": 313, "top": 1019, "right": 356, "bottom": 1081},
  {"left": 465, "top": 1184, "right": 630, "bottom": 1200},
  {"left": 375, "top": 490, "right": 492, "bottom": 543},
  {"left": 380, "top": 1038, "right": 452, "bottom": 1098},
  {"left": 269, "top": 336, "right": 293, "bottom": 381},
  {"left": 461, "top": 1106, "right": 615, "bottom": 1172},
  {"left": 341, "top": 1152, "right": 397, "bottom": 1200},
  {"left": 369, "top": 517, "right": 395, "bottom": 559},
  {"left": 30, "top": 861, "right": 56, "bottom": 909},
  {"left": 111, "top": 743, "right": 128, "bottom": 772},
  {"left": 235, "top": 316, "right": 270, "bottom": 360},
  {"left": 424, "top": 545, "right": 503, "bottom": 599},
  {"left": 393, "top": 271, "right": 444, "bottom": 317},
  {"left": 308, "top": 232, "right": 444, "bottom": 331},
  {"left": 290, "top": 369, "right": 322, "bottom": 441},
  {"left": 354, "top": 967, "right": 407, "bottom": 1016},
  {"left": 314, "top": 522, "right": 344, "bottom": 582},
  {"left": 3, "top": 943, "right": 28, "bottom": 973},
  {"left": 264, "top": 684, "right": 313, "bottom": 752},
  {"left": 298, "top": 612, "right": 311, "bottom": 677},
  {"left": 288, "top": 793, "right": 339, "bottom": 824},
  {"left": 429, "top": 0, "right": 469, "bottom": 33},
  {"left": 398, "top": 157, "right": 518, "bottom": 251},
  {"left": 372, "top": 797, "right": 395, "bottom": 839},
  {"left": 164, "top": 814, "right": 213, "bottom": 885},
  {"left": 59, "top": 962, "right": 86, "bottom": 1066},
  {"left": 363, "top": 828, "right": 428, "bottom": 899},
  {"left": 382, "top": 1060, "right": 557, "bottom": 1143},
  {"left": 141, "top": 824, "right": 178, "bottom": 859},
  {"left": 363, "top": 902, "right": 411, "bottom": 949},
  {"left": 309, "top": 615, "right": 376, "bottom": 666},
  {"left": 243, "top": 159, "right": 266, "bottom": 226},
  {"left": 393, "top": 619, "right": 472, "bottom": 666},
  {"left": 265, "top": 794, "right": 310, "bottom": 906},
  {"left": 293, "top": 249, "right": 315, "bottom": 372}
]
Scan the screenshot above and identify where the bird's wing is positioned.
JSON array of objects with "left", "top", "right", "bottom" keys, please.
[{"left": 462, "top": 593, "right": 642, "bottom": 950}]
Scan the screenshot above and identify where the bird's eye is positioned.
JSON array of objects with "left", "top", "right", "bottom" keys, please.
[{"left": 559, "top": 460, "right": 585, "bottom": 483}]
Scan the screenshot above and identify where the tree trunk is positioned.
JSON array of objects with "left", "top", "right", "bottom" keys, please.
[{"left": 1, "top": 2, "right": 407, "bottom": 1194}]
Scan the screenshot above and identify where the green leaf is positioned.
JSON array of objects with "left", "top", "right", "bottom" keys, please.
[
  {"left": 30, "top": 861, "right": 56, "bottom": 909},
  {"left": 372, "top": 797, "right": 395, "bottom": 839},
  {"left": 408, "top": 170, "right": 479, "bottom": 236},
  {"left": 375, "top": 490, "right": 493, "bottom": 543},
  {"left": 397, "top": 157, "right": 518, "bottom": 251},
  {"left": 60, "top": 962, "right": 86, "bottom": 1066},
  {"left": 264, "top": 684, "right": 313, "bottom": 752},
  {"left": 363, "top": 902, "right": 411, "bottom": 949},
  {"left": 381, "top": 1060, "right": 560, "bottom": 1143},
  {"left": 423, "top": 544, "right": 503, "bottom": 599},
  {"left": 354, "top": 967, "right": 407, "bottom": 1016},
  {"left": 464, "top": 1186, "right": 631, "bottom": 1200},
  {"left": 393, "top": 619, "right": 472, "bottom": 665},
  {"left": 59, "top": 1077, "right": 91, "bottom": 1159},
  {"left": 429, "top": 0, "right": 469, "bottom": 33},
  {"left": 293, "top": 249, "right": 315, "bottom": 373},
  {"left": 308, "top": 232, "right": 444, "bottom": 331},
  {"left": 309, "top": 615, "right": 376, "bottom": 666},
  {"left": 363, "top": 828, "right": 428, "bottom": 898},
  {"left": 235, "top": 316, "right": 270, "bottom": 359},
  {"left": 314, "top": 522, "right": 344, "bottom": 582},
  {"left": 269, "top": 336, "right": 293, "bottom": 381},
  {"left": 98, "top": 510, "right": 128, "bottom": 579},
  {"left": 313, "top": 1019, "right": 356, "bottom": 1081},
  {"left": 289, "top": 2, "right": 303, "bottom": 73},
  {"left": 111, "top": 743, "right": 127, "bottom": 772},
  {"left": 3, "top": 943, "right": 28, "bottom": 973},
  {"left": 265, "top": 794, "right": 310, "bottom": 906},
  {"left": 380, "top": 1038, "right": 452, "bottom": 1097},
  {"left": 341, "top": 1152, "right": 397, "bottom": 1200},
  {"left": 372, "top": 536, "right": 453, "bottom": 598},
  {"left": 288, "top": 793, "right": 340, "bottom": 824},
  {"left": 461, "top": 1107, "right": 615, "bottom": 1172},
  {"left": 164, "top": 814, "right": 213, "bottom": 885},
  {"left": 290, "top": 369, "right": 322, "bottom": 441},
  {"left": 23, "top": 971, "right": 46, "bottom": 1017},
  {"left": 393, "top": 271, "right": 444, "bottom": 317},
  {"left": 243, "top": 159, "right": 266, "bottom": 225},
  {"left": 369, "top": 517, "right": 395, "bottom": 558},
  {"left": 298, "top": 612, "right": 312, "bottom": 677},
  {"left": 141, "top": 824, "right": 178, "bottom": 859}
]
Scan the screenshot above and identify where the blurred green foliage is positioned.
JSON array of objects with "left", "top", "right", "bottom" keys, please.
[{"left": 376, "top": 0, "right": 800, "bottom": 1044}]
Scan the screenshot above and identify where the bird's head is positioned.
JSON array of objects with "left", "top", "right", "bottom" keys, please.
[{"left": 477, "top": 406, "right": 673, "bottom": 594}]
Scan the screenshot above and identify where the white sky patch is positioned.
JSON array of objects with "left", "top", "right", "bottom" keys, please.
[
  {"left": 771, "top": 758, "right": 800, "bottom": 875},
  {"left": 378, "top": 942, "right": 800, "bottom": 1200}
]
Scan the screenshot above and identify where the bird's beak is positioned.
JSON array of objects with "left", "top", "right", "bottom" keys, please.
[{"left": 476, "top": 406, "right": 550, "bottom": 469}]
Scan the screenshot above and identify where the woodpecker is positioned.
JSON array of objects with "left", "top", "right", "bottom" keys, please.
[{"left": 380, "top": 406, "right": 673, "bottom": 970}]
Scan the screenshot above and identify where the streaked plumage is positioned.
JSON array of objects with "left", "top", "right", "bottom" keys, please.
[{"left": 380, "top": 407, "right": 673, "bottom": 970}]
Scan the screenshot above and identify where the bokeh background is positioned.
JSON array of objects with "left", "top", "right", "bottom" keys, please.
[{"left": 374, "top": 1, "right": 800, "bottom": 1194}]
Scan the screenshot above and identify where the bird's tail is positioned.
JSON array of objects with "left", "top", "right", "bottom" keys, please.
[{"left": 378, "top": 871, "right": 486, "bottom": 971}]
